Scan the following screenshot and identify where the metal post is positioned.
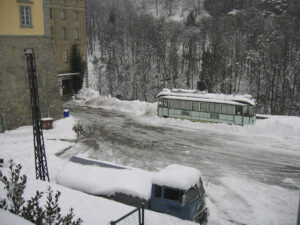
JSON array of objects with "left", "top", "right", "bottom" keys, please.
[
  {"left": 297, "top": 196, "right": 300, "bottom": 225},
  {"left": 24, "top": 48, "right": 50, "bottom": 182},
  {"left": 141, "top": 203, "right": 144, "bottom": 225},
  {"left": 138, "top": 207, "right": 141, "bottom": 225}
]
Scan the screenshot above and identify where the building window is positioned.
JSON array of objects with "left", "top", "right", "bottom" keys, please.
[
  {"left": 74, "top": 11, "right": 79, "bottom": 20},
  {"left": 61, "top": 9, "right": 66, "bottom": 20},
  {"left": 74, "top": 0, "right": 78, "bottom": 4},
  {"left": 63, "top": 51, "right": 68, "bottom": 63},
  {"left": 62, "top": 27, "right": 67, "bottom": 40},
  {"left": 49, "top": 8, "right": 53, "bottom": 20},
  {"left": 74, "top": 28, "right": 79, "bottom": 40},
  {"left": 20, "top": 6, "right": 32, "bottom": 27}
]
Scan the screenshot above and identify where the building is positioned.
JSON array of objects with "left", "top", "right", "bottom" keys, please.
[
  {"left": 0, "top": 0, "right": 63, "bottom": 131},
  {"left": 49, "top": 0, "right": 87, "bottom": 96}
]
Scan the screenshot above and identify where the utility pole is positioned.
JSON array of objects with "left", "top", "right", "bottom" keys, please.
[{"left": 24, "top": 48, "right": 50, "bottom": 182}]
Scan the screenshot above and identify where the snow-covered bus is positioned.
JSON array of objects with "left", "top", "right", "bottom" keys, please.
[{"left": 157, "top": 88, "right": 256, "bottom": 126}]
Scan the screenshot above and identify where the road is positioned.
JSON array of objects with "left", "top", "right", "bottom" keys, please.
[
  {"left": 62, "top": 102, "right": 300, "bottom": 190},
  {"left": 59, "top": 101, "right": 300, "bottom": 224}
]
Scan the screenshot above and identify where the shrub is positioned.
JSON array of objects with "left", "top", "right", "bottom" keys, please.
[{"left": 0, "top": 160, "right": 82, "bottom": 225}]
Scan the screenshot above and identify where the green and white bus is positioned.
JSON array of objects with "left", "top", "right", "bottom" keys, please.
[{"left": 157, "top": 89, "right": 256, "bottom": 126}]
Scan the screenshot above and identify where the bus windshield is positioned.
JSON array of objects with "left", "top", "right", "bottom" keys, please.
[{"left": 187, "top": 186, "right": 200, "bottom": 204}]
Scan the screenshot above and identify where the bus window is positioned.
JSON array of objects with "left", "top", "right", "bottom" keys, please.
[
  {"left": 209, "top": 103, "right": 215, "bottom": 113},
  {"left": 181, "top": 100, "right": 191, "bottom": 110},
  {"left": 158, "top": 99, "right": 163, "bottom": 107},
  {"left": 192, "top": 102, "right": 199, "bottom": 111},
  {"left": 235, "top": 105, "right": 243, "bottom": 115},
  {"left": 187, "top": 187, "right": 200, "bottom": 204},
  {"left": 249, "top": 106, "right": 254, "bottom": 116},
  {"left": 163, "top": 99, "right": 168, "bottom": 107},
  {"left": 243, "top": 106, "right": 248, "bottom": 116},
  {"left": 170, "top": 99, "right": 179, "bottom": 109},
  {"left": 154, "top": 185, "right": 162, "bottom": 198},
  {"left": 200, "top": 102, "right": 207, "bottom": 112},
  {"left": 228, "top": 105, "right": 234, "bottom": 115},
  {"left": 221, "top": 104, "right": 228, "bottom": 114},
  {"left": 215, "top": 104, "right": 221, "bottom": 114},
  {"left": 164, "top": 188, "right": 183, "bottom": 202}
]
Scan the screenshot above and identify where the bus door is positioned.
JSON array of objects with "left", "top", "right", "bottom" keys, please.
[
  {"left": 162, "top": 99, "right": 169, "bottom": 117},
  {"left": 234, "top": 105, "right": 243, "bottom": 125}
]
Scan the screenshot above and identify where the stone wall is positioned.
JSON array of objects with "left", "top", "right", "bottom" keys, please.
[{"left": 0, "top": 36, "right": 63, "bottom": 131}]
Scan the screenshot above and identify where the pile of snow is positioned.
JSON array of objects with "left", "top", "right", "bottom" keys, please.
[
  {"left": 152, "top": 164, "right": 201, "bottom": 190},
  {"left": 76, "top": 88, "right": 157, "bottom": 117},
  {"left": 248, "top": 115, "right": 300, "bottom": 142}
]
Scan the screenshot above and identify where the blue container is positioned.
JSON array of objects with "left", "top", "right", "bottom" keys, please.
[{"left": 64, "top": 109, "right": 69, "bottom": 118}]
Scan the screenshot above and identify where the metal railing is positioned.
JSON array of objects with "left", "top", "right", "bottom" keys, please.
[{"left": 110, "top": 204, "right": 144, "bottom": 225}]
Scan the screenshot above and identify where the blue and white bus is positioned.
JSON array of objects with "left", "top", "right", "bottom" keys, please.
[{"left": 157, "top": 89, "right": 256, "bottom": 126}]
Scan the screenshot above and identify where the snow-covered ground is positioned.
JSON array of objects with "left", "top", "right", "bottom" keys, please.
[
  {"left": 0, "top": 117, "right": 197, "bottom": 225},
  {"left": 1, "top": 88, "right": 299, "bottom": 225}
]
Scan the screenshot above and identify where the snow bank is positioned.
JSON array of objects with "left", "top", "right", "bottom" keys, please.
[
  {"left": 206, "top": 175, "right": 299, "bottom": 225},
  {"left": 76, "top": 88, "right": 157, "bottom": 117},
  {"left": 152, "top": 164, "right": 201, "bottom": 190},
  {"left": 0, "top": 209, "right": 34, "bottom": 225},
  {"left": 248, "top": 115, "right": 300, "bottom": 141}
]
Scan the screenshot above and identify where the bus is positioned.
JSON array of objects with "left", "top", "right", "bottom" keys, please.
[{"left": 157, "top": 88, "right": 256, "bottom": 126}]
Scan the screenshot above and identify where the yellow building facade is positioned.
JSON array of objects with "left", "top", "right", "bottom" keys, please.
[{"left": 0, "top": 0, "right": 45, "bottom": 36}]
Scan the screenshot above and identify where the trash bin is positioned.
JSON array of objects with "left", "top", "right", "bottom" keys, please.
[
  {"left": 64, "top": 109, "right": 69, "bottom": 118},
  {"left": 41, "top": 118, "right": 54, "bottom": 129}
]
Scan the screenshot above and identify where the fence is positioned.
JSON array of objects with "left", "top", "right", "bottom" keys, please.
[
  {"left": 110, "top": 204, "right": 198, "bottom": 225},
  {"left": 110, "top": 204, "right": 144, "bottom": 225}
]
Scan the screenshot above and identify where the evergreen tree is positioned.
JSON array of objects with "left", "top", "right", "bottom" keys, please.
[
  {"left": 200, "top": 50, "right": 219, "bottom": 92},
  {"left": 0, "top": 160, "right": 83, "bottom": 225},
  {"left": 70, "top": 44, "right": 85, "bottom": 92}
]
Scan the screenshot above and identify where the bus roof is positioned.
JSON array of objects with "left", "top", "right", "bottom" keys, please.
[{"left": 157, "top": 88, "right": 255, "bottom": 106}]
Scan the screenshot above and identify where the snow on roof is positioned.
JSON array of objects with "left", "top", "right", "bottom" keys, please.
[
  {"left": 152, "top": 164, "right": 201, "bottom": 190},
  {"left": 56, "top": 160, "right": 155, "bottom": 200},
  {"left": 157, "top": 88, "right": 255, "bottom": 106}
]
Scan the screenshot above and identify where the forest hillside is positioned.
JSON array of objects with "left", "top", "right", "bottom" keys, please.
[{"left": 87, "top": 0, "right": 300, "bottom": 115}]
